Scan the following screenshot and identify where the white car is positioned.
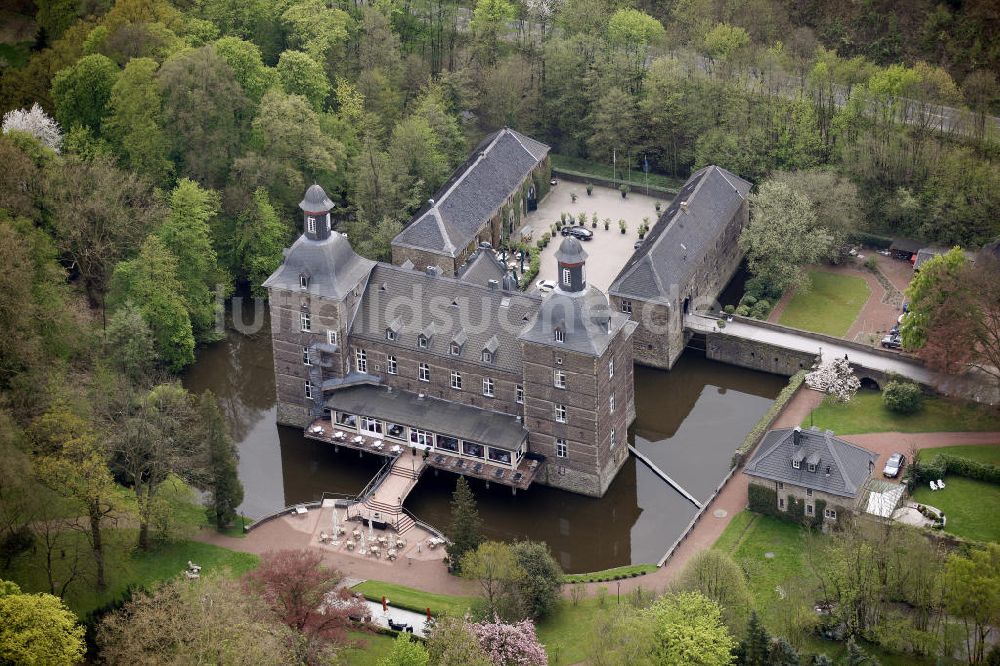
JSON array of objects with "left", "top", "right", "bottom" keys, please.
[{"left": 536, "top": 279, "right": 556, "bottom": 293}]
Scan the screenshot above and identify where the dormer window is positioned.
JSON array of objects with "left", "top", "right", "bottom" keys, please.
[
  {"left": 482, "top": 350, "right": 492, "bottom": 363},
  {"left": 807, "top": 463, "right": 816, "bottom": 472},
  {"left": 450, "top": 342, "right": 461, "bottom": 356},
  {"left": 418, "top": 335, "right": 428, "bottom": 349},
  {"left": 554, "top": 327, "right": 565, "bottom": 343},
  {"left": 299, "top": 274, "right": 309, "bottom": 289},
  {"left": 791, "top": 460, "right": 800, "bottom": 469},
  {"left": 386, "top": 329, "right": 396, "bottom": 341}
]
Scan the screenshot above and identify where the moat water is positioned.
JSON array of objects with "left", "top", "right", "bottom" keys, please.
[{"left": 183, "top": 296, "right": 783, "bottom": 573}]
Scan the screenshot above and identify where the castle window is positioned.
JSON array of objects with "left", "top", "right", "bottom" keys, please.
[
  {"left": 300, "top": 311, "right": 311, "bottom": 332},
  {"left": 554, "top": 404, "right": 567, "bottom": 423},
  {"left": 302, "top": 346, "right": 311, "bottom": 365},
  {"left": 418, "top": 335, "right": 428, "bottom": 349},
  {"left": 562, "top": 268, "right": 571, "bottom": 286},
  {"left": 361, "top": 417, "right": 383, "bottom": 435},
  {"left": 610, "top": 428, "right": 617, "bottom": 449},
  {"left": 306, "top": 216, "right": 317, "bottom": 234},
  {"left": 791, "top": 460, "right": 800, "bottom": 469},
  {"left": 411, "top": 429, "right": 434, "bottom": 447},
  {"left": 516, "top": 384, "right": 524, "bottom": 404},
  {"left": 451, "top": 371, "right": 462, "bottom": 390},
  {"left": 554, "top": 328, "right": 565, "bottom": 343},
  {"left": 327, "top": 330, "right": 337, "bottom": 345},
  {"left": 609, "top": 393, "right": 615, "bottom": 412},
  {"left": 299, "top": 274, "right": 309, "bottom": 289},
  {"left": 387, "top": 355, "right": 397, "bottom": 375},
  {"left": 609, "top": 358, "right": 615, "bottom": 379},
  {"left": 806, "top": 488, "right": 813, "bottom": 497},
  {"left": 807, "top": 463, "right": 816, "bottom": 473},
  {"left": 824, "top": 508, "right": 837, "bottom": 520},
  {"left": 386, "top": 329, "right": 396, "bottom": 341},
  {"left": 482, "top": 377, "right": 494, "bottom": 397},
  {"left": 482, "top": 350, "right": 492, "bottom": 363},
  {"left": 778, "top": 497, "right": 785, "bottom": 510},
  {"left": 621, "top": 300, "right": 632, "bottom": 315},
  {"left": 419, "top": 363, "right": 430, "bottom": 382},
  {"left": 555, "top": 438, "right": 567, "bottom": 458},
  {"left": 355, "top": 349, "right": 367, "bottom": 373},
  {"left": 450, "top": 342, "right": 461, "bottom": 356},
  {"left": 304, "top": 381, "right": 313, "bottom": 399},
  {"left": 806, "top": 503, "right": 814, "bottom": 516},
  {"left": 553, "top": 369, "right": 566, "bottom": 389}
]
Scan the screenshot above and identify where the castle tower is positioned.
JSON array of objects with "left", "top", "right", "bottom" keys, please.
[
  {"left": 299, "top": 183, "right": 334, "bottom": 241},
  {"left": 554, "top": 237, "right": 587, "bottom": 293}
]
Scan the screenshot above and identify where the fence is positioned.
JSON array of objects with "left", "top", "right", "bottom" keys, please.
[{"left": 552, "top": 168, "right": 678, "bottom": 198}]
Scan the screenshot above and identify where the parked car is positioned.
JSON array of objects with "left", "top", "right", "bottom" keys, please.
[
  {"left": 560, "top": 226, "right": 594, "bottom": 240},
  {"left": 889, "top": 324, "right": 900, "bottom": 336},
  {"left": 536, "top": 279, "right": 556, "bottom": 293},
  {"left": 881, "top": 335, "right": 902, "bottom": 350},
  {"left": 883, "top": 452, "right": 906, "bottom": 478}
]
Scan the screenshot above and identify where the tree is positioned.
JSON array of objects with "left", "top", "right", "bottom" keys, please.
[
  {"left": 105, "top": 301, "right": 157, "bottom": 383},
  {"left": 645, "top": 591, "right": 736, "bottom": 666},
  {"left": 771, "top": 169, "right": 861, "bottom": 250},
  {"left": 767, "top": 638, "right": 800, "bottom": 666},
  {"left": 943, "top": 544, "right": 1000, "bottom": 665},
  {"left": 104, "top": 57, "right": 172, "bottom": 185},
  {"left": 462, "top": 541, "right": 526, "bottom": 620},
  {"left": 740, "top": 179, "right": 834, "bottom": 294},
  {"left": 805, "top": 357, "right": 860, "bottom": 403},
  {"left": 2, "top": 104, "right": 63, "bottom": 153},
  {"left": 468, "top": 617, "right": 548, "bottom": 666},
  {"left": 243, "top": 549, "right": 366, "bottom": 663},
  {"left": 470, "top": 0, "right": 516, "bottom": 66},
  {"left": 511, "top": 540, "right": 563, "bottom": 620},
  {"left": 607, "top": 9, "right": 665, "bottom": 89},
  {"left": 677, "top": 549, "right": 753, "bottom": 632},
  {"left": 0, "top": 580, "right": 85, "bottom": 665},
  {"left": 108, "top": 236, "right": 195, "bottom": 371},
  {"left": 845, "top": 637, "right": 880, "bottom": 665},
  {"left": 341, "top": 215, "right": 403, "bottom": 262},
  {"left": 735, "top": 611, "right": 770, "bottom": 666},
  {"left": 588, "top": 605, "right": 658, "bottom": 666},
  {"left": 198, "top": 391, "right": 243, "bottom": 529},
  {"left": 219, "top": 187, "right": 287, "bottom": 296},
  {"left": 158, "top": 46, "right": 249, "bottom": 186},
  {"left": 31, "top": 409, "right": 118, "bottom": 591},
  {"left": 97, "top": 573, "right": 299, "bottom": 664},
  {"left": 50, "top": 53, "right": 119, "bottom": 133},
  {"left": 702, "top": 23, "right": 750, "bottom": 78},
  {"left": 159, "top": 178, "right": 226, "bottom": 342},
  {"left": 281, "top": 0, "right": 350, "bottom": 63},
  {"left": 900, "top": 247, "right": 967, "bottom": 350},
  {"left": 277, "top": 50, "right": 330, "bottom": 111},
  {"left": 213, "top": 36, "right": 278, "bottom": 103},
  {"left": 45, "top": 156, "right": 165, "bottom": 306},
  {"left": 447, "top": 475, "right": 482, "bottom": 572},
  {"left": 379, "top": 633, "right": 430, "bottom": 666},
  {"left": 426, "top": 617, "right": 493, "bottom": 666}
]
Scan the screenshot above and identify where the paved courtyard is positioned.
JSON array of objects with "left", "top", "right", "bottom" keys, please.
[{"left": 519, "top": 182, "right": 668, "bottom": 292}]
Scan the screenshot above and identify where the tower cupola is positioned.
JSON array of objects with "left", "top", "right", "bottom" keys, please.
[
  {"left": 554, "top": 237, "right": 587, "bottom": 293},
  {"left": 299, "top": 184, "right": 334, "bottom": 241}
]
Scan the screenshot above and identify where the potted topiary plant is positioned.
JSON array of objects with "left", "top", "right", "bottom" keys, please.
[
  {"left": 559, "top": 212, "right": 567, "bottom": 224},
  {"left": 571, "top": 192, "right": 578, "bottom": 203},
  {"left": 619, "top": 219, "right": 627, "bottom": 234},
  {"left": 586, "top": 183, "right": 593, "bottom": 196},
  {"left": 655, "top": 201, "right": 662, "bottom": 212},
  {"left": 578, "top": 212, "right": 587, "bottom": 226},
  {"left": 604, "top": 218, "right": 610, "bottom": 230},
  {"left": 620, "top": 184, "right": 630, "bottom": 198}
]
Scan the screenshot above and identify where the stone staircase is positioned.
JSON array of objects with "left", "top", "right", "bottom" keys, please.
[{"left": 358, "top": 455, "right": 426, "bottom": 534}]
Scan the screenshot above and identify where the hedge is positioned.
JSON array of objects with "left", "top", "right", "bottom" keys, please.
[
  {"left": 910, "top": 453, "right": 1000, "bottom": 488},
  {"left": 849, "top": 232, "right": 893, "bottom": 250},
  {"left": 732, "top": 370, "right": 808, "bottom": 467}
]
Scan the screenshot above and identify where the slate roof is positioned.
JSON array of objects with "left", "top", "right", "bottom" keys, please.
[
  {"left": 890, "top": 238, "right": 922, "bottom": 254},
  {"left": 456, "top": 248, "right": 508, "bottom": 287},
  {"left": 299, "top": 183, "right": 334, "bottom": 212},
  {"left": 518, "top": 285, "right": 635, "bottom": 356},
  {"left": 392, "top": 128, "right": 550, "bottom": 258},
  {"left": 263, "top": 231, "right": 376, "bottom": 300},
  {"left": 609, "top": 165, "right": 751, "bottom": 302},
  {"left": 324, "top": 384, "right": 529, "bottom": 450},
  {"left": 349, "top": 263, "right": 541, "bottom": 374},
  {"left": 744, "top": 427, "right": 878, "bottom": 499}
]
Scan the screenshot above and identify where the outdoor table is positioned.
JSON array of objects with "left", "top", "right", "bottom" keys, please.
[
  {"left": 378, "top": 536, "right": 388, "bottom": 545},
  {"left": 352, "top": 529, "right": 361, "bottom": 539},
  {"left": 345, "top": 541, "right": 354, "bottom": 550},
  {"left": 391, "top": 445, "right": 402, "bottom": 454},
  {"left": 395, "top": 539, "right": 405, "bottom": 549},
  {"left": 352, "top": 436, "right": 363, "bottom": 444}
]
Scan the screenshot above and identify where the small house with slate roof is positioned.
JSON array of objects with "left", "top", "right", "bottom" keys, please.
[
  {"left": 744, "top": 426, "right": 878, "bottom": 522},
  {"left": 609, "top": 165, "right": 752, "bottom": 370},
  {"left": 391, "top": 128, "right": 551, "bottom": 276},
  {"left": 266, "top": 182, "right": 635, "bottom": 497}
]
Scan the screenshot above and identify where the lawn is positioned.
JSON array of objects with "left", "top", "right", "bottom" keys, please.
[
  {"left": 550, "top": 153, "right": 684, "bottom": 192},
  {"left": 562, "top": 563, "right": 657, "bottom": 583},
  {"left": 342, "top": 630, "right": 397, "bottom": 665},
  {"left": 352, "top": 580, "right": 474, "bottom": 617},
  {"left": 910, "top": 476, "right": 1000, "bottom": 543},
  {"left": 917, "top": 444, "right": 1000, "bottom": 466},
  {"left": 806, "top": 391, "right": 1000, "bottom": 435},
  {"left": 777, "top": 270, "right": 870, "bottom": 337}
]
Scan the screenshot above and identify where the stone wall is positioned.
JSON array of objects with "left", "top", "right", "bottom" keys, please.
[
  {"left": 751, "top": 479, "right": 858, "bottom": 523},
  {"left": 705, "top": 332, "right": 818, "bottom": 376}
]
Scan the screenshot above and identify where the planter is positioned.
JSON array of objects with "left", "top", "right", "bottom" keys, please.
[
  {"left": 621, "top": 191, "right": 627, "bottom": 198},
  {"left": 620, "top": 228, "right": 626, "bottom": 234}
]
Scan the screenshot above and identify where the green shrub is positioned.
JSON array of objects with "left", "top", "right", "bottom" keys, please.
[
  {"left": 735, "top": 305, "right": 750, "bottom": 317},
  {"left": 912, "top": 453, "right": 1000, "bottom": 487},
  {"left": 724, "top": 305, "right": 735, "bottom": 314},
  {"left": 750, "top": 300, "right": 771, "bottom": 319},
  {"left": 864, "top": 255, "right": 877, "bottom": 270},
  {"left": 741, "top": 294, "right": 758, "bottom": 306},
  {"left": 744, "top": 275, "right": 783, "bottom": 302},
  {"left": 882, "top": 380, "right": 923, "bottom": 414}
]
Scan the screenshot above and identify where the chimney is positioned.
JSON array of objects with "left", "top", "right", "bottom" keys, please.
[
  {"left": 425, "top": 266, "right": 441, "bottom": 277},
  {"left": 417, "top": 392, "right": 425, "bottom": 400},
  {"left": 488, "top": 279, "right": 499, "bottom": 290},
  {"left": 792, "top": 426, "right": 802, "bottom": 445}
]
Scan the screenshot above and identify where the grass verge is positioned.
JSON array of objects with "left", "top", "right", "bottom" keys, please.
[
  {"left": 916, "top": 444, "right": 1000, "bottom": 466},
  {"left": 910, "top": 476, "right": 1000, "bottom": 543},
  {"left": 562, "top": 563, "right": 657, "bottom": 584},
  {"left": 550, "top": 153, "right": 683, "bottom": 192},
  {"left": 777, "top": 270, "right": 870, "bottom": 337},
  {"left": 352, "top": 580, "right": 474, "bottom": 617},
  {"left": 806, "top": 391, "right": 1000, "bottom": 435}
]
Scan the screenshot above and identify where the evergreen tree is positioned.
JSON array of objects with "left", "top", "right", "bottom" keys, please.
[
  {"left": 767, "top": 637, "right": 800, "bottom": 666},
  {"left": 446, "top": 476, "right": 481, "bottom": 572},
  {"left": 845, "top": 637, "right": 879, "bottom": 666},
  {"left": 812, "top": 656, "right": 833, "bottom": 666},
  {"left": 738, "top": 610, "right": 770, "bottom": 666},
  {"left": 198, "top": 391, "right": 243, "bottom": 529}
]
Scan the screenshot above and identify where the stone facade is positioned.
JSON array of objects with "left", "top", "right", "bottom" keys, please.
[
  {"left": 705, "top": 332, "right": 818, "bottom": 376},
  {"left": 750, "top": 479, "right": 856, "bottom": 524}
]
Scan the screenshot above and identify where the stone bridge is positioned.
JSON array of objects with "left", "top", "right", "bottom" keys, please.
[{"left": 685, "top": 313, "right": 998, "bottom": 404}]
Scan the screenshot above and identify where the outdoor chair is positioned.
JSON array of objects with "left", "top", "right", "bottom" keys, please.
[
  {"left": 937, "top": 479, "right": 946, "bottom": 489},
  {"left": 929, "top": 480, "right": 938, "bottom": 491}
]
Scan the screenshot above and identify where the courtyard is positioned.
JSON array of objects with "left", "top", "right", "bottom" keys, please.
[{"left": 520, "top": 182, "right": 667, "bottom": 292}]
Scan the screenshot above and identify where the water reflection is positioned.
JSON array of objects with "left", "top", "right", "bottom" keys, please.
[{"left": 183, "top": 300, "right": 784, "bottom": 572}]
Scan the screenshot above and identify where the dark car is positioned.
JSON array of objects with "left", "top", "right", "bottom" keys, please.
[
  {"left": 560, "top": 226, "right": 594, "bottom": 240},
  {"left": 883, "top": 452, "right": 906, "bottom": 478},
  {"left": 881, "top": 335, "right": 902, "bottom": 350}
]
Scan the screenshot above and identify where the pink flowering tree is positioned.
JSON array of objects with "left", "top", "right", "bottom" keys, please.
[{"left": 468, "top": 616, "right": 547, "bottom": 666}]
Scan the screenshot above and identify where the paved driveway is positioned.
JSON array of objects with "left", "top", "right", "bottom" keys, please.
[{"left": 519, "top": 183, "right": 668, "bottom": 293}]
